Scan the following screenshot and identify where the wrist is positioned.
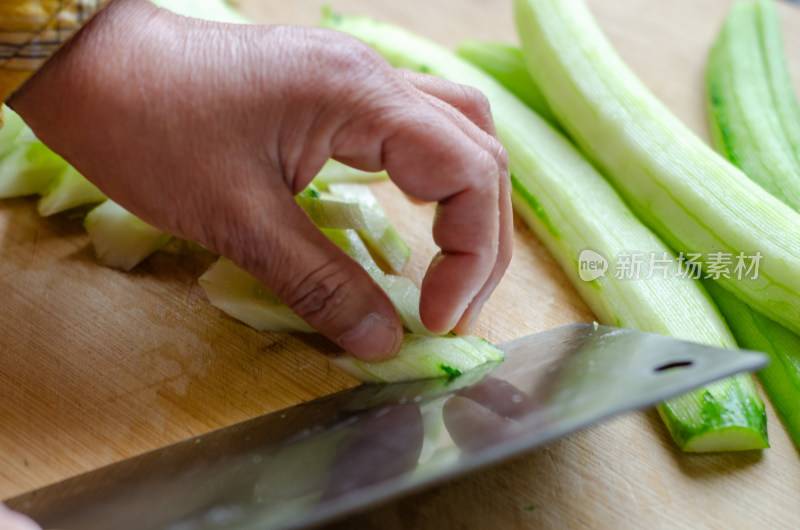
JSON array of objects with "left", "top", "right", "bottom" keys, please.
[{"left": 7, "top": 0, "right": 162, "bottom": 155}]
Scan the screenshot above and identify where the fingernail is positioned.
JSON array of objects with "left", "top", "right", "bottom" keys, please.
[{"left": 338, "top": 313, "right": 400, "bottom": 360}]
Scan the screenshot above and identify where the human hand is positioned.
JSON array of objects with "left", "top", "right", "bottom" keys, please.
[
  {"left": 0, "top": 503, "right": 40, "bottom": 530},
  {"left": 9, "top": 0, "right": 511, "bottom": 360}
]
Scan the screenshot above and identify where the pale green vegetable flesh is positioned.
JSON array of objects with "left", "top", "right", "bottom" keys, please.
[
  {"left": 295, "top": 182, "right": 411, "bottom": 275},
  {"left": 0, "top": 142, "right": 67, "bottom": 198},
  {"left": 0, "top": 107, "right": 27, "bottom": 158},
  {"left": 455, "top": 40, "right": 559, "bottom": 129},
  {"left": 327, "top": 183, "right": 410, "bottom": 273},
  {"left": 332, "top": 333, "right": 504, "bottom": 384},
  {"left": 199, "top": 257, "right": 315, "bottom": 333},
  {"left": 311, "top": 159, "right": 389, "bottom": 190},
  {"left": 295, "top": 186, "right": 372, "bottom": 231},
  {"left": 514, "top": 0, "right": 800, "bottom": 341},
  {"left": 84, "top": 200, "right": 172, "bottom": 271},
  {"left": 201, "top": 229, "right": 433, "bottom": 339},
  {"left": 375, "top": 274, "right": 432, "bottom": 336},
  {"left": 198, "top": 227, "right": 500, "bottom": 382},
  {"left": 705, "top": 0, "right": 800, "bottom": 450},
  {"left": 321, "top": 11, "right": 767, "bottom": 450},
  {"left": 200, "top": 243, "right": 498, "bottom": 383},
  {"left": 149, "top": 0, "right": 249, "bottom": 22},
  {"left": 37, "top": 165, "right": 106, "bottom": 217},
  {"left": 321, "top": 228, "right": 427, "bottom": 335}
]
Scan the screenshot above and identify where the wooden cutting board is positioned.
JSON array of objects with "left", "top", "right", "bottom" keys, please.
[{"left": 1, "top": 0, "right": 799, "bottom": 527}]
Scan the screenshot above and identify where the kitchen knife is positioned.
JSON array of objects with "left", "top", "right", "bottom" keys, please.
[{"left": 6, "top": 323, "right": 767, "bottom": 530}]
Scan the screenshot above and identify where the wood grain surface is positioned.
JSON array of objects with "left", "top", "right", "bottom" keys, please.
[{"left": 1, "top": 0, "right": 799, "bottom": 528}]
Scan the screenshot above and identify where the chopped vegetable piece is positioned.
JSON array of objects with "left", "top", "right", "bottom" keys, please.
[
  {"left": 199, "top": 257, "right": 314, "bottom": 333},
  {"left": 375, "top": 274, "right": 432, "bottom": 336},
  {"left": 296, "top": 189, "right": 371, "bottom": 230},
  {"left": 200, "top": 228, "right": 430, "bottom": 336},
  {"left": 332, "top": 333, "right": 504, "bottom": 384},
  {"left": 312, "top": 159, "right": 389, "bottom": 190},
  {"left": 84, "top": 200, "right": 172, "bottom": 271},
  {"left": 328, "top": 183, "right": 410, "bottom": 273},
  {"left": 0, "top": 107, "right": 27, "bottom": 157},
  {"left": 150, "top": 0, "right": 249, "bottom": 23},
  {"left": 0, "top": 141, "right": 67, "bottom": 198},
  {"left": 38, "top": 165, "right": 106, "bottom": 216}
]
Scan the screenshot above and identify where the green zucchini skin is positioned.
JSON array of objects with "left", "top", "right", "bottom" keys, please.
[
  {"left": 705, "top": 0, "right": 800, "bottom": 450},
  {"left": 514, "top": 0, "right": 800, "bottom": 340},
  {"left": 320, "top": 11, "right": 767, "bottom": 451},
  {"left": 706, "top": 0, "right": 800, "bottom": 208},
  {"left": 705, "top": 281, "right": 800, "bottom": 448}
]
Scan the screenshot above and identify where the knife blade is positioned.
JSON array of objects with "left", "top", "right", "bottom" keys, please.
[{"left": 6, "top": 323, "right": 767, "bottom": 530}]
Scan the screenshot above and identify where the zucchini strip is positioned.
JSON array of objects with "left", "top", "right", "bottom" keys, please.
[
  {"left": 84, "top": 200, "right": 172, "bottom": 271},
  {"left": 37, "top": 165, "right": 106, "bottom": 217},
  {"left": 706, "top": 0, "right": 800, "bottom": 207},
  {"left": 321, "top": 11, "right": 767, "bottom": 451},
  {"left": 455, "top": 40, "right": 559, "bottom": 129},
  {"left": 706, "top": 0, "right": 800, "bottom": 449},
  {"left": 514, "top": 0, "right": 800, "bottom": 339}
]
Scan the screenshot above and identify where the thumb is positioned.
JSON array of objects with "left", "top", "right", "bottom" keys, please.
[{"left": 218, "top": 186, "right": 403, "bottom": 361}]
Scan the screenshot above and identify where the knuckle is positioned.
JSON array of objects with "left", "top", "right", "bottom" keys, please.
[
  {"left": 326, "top": 34, "right": 387, "bottom": 78},
  {"left": 460, "top": 84, "right": 492, "bottom": 116},
  {"left": 277, "top": 259, "right": 354, "bottom": 323},
  {"left": 486, "top": 135, "right": 508, "bottom": 168},
  {"left": 473, "top": 147, "right": 501, "bottom": 184}
]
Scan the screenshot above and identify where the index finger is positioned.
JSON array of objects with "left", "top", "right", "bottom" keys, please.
[
  {"left": 400, "top": 72, "right": 513, "bottom": 333},
  {"left": 380, "top": 107, "right": 502, "bottom": 334}
]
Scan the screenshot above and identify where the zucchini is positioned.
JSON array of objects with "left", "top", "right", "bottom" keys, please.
[
  {"left": 200, "top": 228, "right": 430, "bottom": 338},
  {"left": 332, "top": 333, "right": 504, "bottom": 384},
  {"left": 37, "top": 165, "right": 106, "bottom": 216},
  {"left": 706, "top": 0, "right": 800, "bottom": 208},
  {"left": 705, "top": 0, "right": 800, "bottom": 449},
  {"left": 321, "top": 11, "right": 767, "bottom": 450},
  {"left": 327, "top": 183, "right": 410, "bottom": 273},
  {"left": 295, "top": 184, "right": 372, "bottom": 231},
  {"left": 199, "top": 257, "right": 315, "bottom": 333},
  {"left": 514, "top": 0, "right": 800, "bottom": 339},
  {"left": 0, "top": 107, "right": 27, "bottom": 157},
  {"left": 455, "top": 40, "right": 559, "bottom": 129},
  {"left": 84, "top": 200, "right": 172, "bottom": 270},
  {"left": 198, "top": 227, "right": 498, "bottom": 382},
  {"left": 149, "top": 0, "right": 249, "bottom": 23},
  {"left": 0, "top": 141, "right": 67, "bottom": 198},
  {"left": 705, "top": 281, "right": 800, "bottom": 447},
  {"left": 309, "top": 228, "right": 423, "bottom": 335},
  {"left": 311, "top": 159, "right": 389, "bottom": 190}
]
